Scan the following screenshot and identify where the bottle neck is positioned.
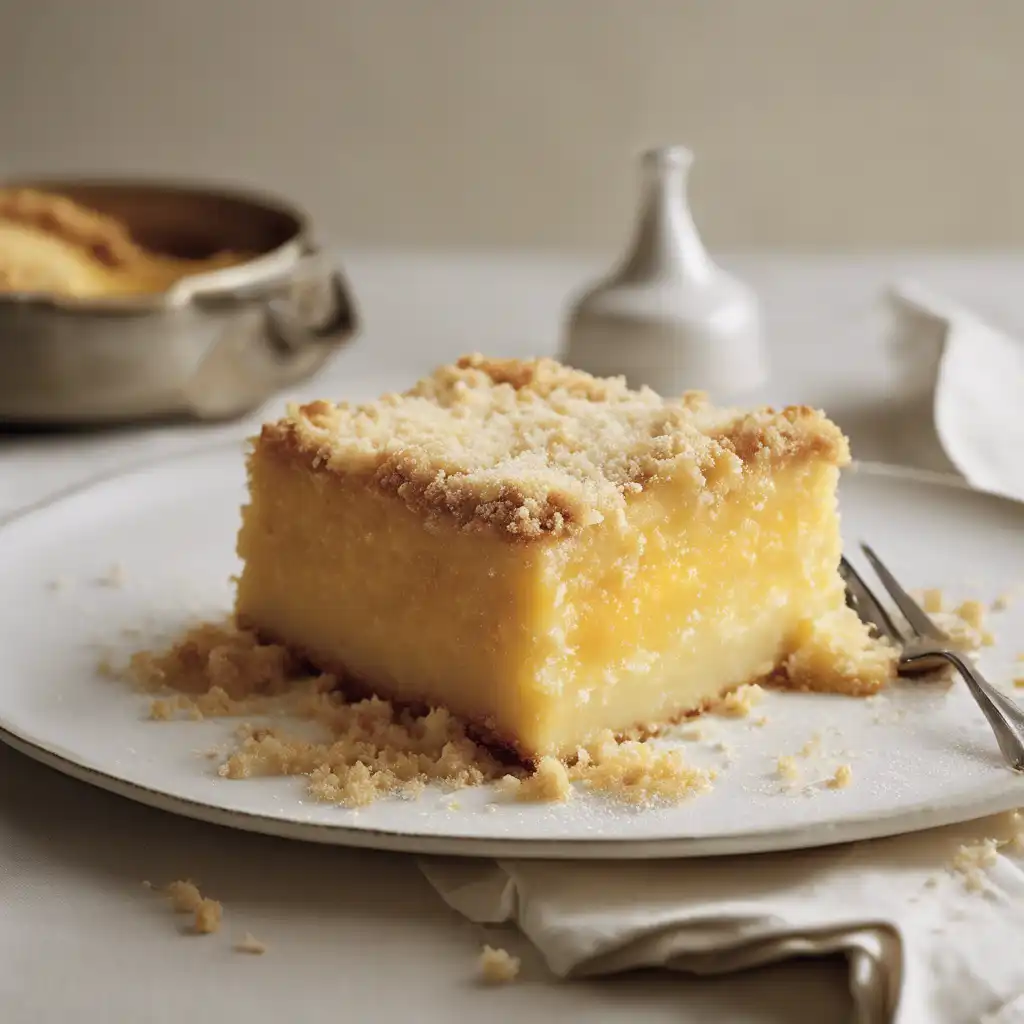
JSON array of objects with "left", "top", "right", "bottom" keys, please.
[{"left": 618, "top": 147, "right": 714, "bottom": 285}]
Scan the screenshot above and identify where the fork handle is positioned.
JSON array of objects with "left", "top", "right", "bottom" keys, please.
[{"left": 910, "top": 651, "right": 1024, "bottom": 772}]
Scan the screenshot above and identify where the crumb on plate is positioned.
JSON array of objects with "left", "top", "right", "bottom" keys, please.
[
  {"left": 715, "top": 683, "right": 764, "bottom": 718},
  {"left": 516, "top": 756, "right": 573, "bottom": 803}
]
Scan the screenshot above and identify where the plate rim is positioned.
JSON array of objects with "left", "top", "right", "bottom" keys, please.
[{"left": 1, "top": 443, "right": 1023, "bottom": 860}]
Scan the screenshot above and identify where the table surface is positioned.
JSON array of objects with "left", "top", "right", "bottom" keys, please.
[{"left": 4, "top": 250, "right": 1023, "bottom": 1023}]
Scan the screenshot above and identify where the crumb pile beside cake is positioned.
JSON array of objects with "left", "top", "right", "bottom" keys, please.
[{"left": 234, "top": 354, "right": 896, "bottom": 763}]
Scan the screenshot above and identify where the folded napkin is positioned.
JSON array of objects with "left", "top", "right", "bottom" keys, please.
[
  {"left": 422, "top": 813, "right": 1024, "bottom": 1023},
  {"left": 889, "top": 281, "right": 1024, "bottom": 502}
]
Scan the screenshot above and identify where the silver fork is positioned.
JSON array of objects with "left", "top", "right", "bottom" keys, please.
[{"left": 841, "top": 543, "right": 1024, "bottom": 772}]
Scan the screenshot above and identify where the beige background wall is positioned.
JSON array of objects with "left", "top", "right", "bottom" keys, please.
[{"left": 1, "top": 0, "right": 1021, "bottom": 250}]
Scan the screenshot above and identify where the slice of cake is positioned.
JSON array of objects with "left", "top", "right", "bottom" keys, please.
[{"left": 235, "top": 355, "right": 894, "bottom": 762}]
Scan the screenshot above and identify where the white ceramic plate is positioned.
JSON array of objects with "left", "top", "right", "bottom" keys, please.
[{"left": 1, "top": 444, "right": 1023, "bottom": 859}]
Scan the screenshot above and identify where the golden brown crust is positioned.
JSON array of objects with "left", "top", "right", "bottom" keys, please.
[{"left": 254, "top": 355, "right": 850, "bottom": 542}]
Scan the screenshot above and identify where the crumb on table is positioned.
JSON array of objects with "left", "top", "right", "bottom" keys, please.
[
  {"left": 828, "top": 764, "right": 853, "bottom": 789},
  {"left": 235, "top": 932, "right": 267, "bottom": 955},
  {"left": 478, "top": 945, "right": 520, "bottom": 984},
  {"left": 194, "top": 898, "right": 223, "bottom": 935},
  {"left": 164, "top": 879, "right": 204, "bottom": 913},
  {"left": 952, "top": 838, "right": 999, "bottom": 892}
]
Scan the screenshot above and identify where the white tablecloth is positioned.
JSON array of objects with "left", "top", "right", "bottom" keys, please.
[{"left": 5, "top": 250, "right": 1024, "bottom": 1023}]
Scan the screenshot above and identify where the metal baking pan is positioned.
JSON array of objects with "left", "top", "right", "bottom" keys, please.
[{"left": 0, "top": 178, "right": 359, "bottom": 425}]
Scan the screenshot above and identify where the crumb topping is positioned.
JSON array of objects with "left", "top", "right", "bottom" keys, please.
[
  {"left": 257, "top": 355, "right": 849, "bottom": 540},
  {"left": 478, "top": 945, "right": 520, "bottom": 984}
]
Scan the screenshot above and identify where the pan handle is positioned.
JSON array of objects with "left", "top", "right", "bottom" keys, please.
[{"left": 261, "top": 251, "right": 359, "bottom": 356}]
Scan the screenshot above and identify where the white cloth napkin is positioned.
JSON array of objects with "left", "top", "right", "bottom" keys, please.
[
  {"left": 889, "top": 281, "right": 1024, "bottom": 502},
  {"left": 422, "top": 814, "right": 1024, "bottom": 1023}
]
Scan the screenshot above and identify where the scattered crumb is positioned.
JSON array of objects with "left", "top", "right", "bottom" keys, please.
[
  {"left": 568, "top": 731, "right": 713, "bottom": 805},
  {"left": 929, "top": 600, "right": 992, "bottom": 653},
  {"left": 516, "top": 757, "right": 573, "bottom": 803},
  {"left": 477, "top": 945, "right": 520, "bottom": 985},
  {"left": 1013, "top": 677, "right": 1024, "bottom": 689},
  {"left": 952, "top": 838, "right": 999, "bottom": 892},
  {"left": 495, "top": 774, "right": 522, "bottom": 796},
  {"left": 776, "top": 755, "right": 800, "bottom": 782},
  {"left": 716, "top": 683, "right": 764, "bottom": 718},
  {"left": 157, "top": 880, "right": 222, "bottom": 934},
  {"left": 194, "top": 898, "right": 222, "bottom": 934},
  {"left": 923, "top": 876, "right": 939, "bottom": 889},
  {"left": 130, "top": 621, "right": 507, "bottom": 808},
  {"left": 149, "top": 698, "right": 175, "bottom": 721},
  {"left": 97, "top": 562, "right": 126, "bottom": 588},
  {"left": 799, "top": 734, "right": 822, "bottom": 758},
  {"left": 677, "top": 724, "right": 705, "bottom": 741},
  {"left": 235, "top": 932, "right": 267, "bottom": 955},
  {"left": 828, "top": 764, "right": 853, "bottom": 789},
  {"left": 993, "top": 594, "right": 1013, "bottom": 612},
  {"left": 784, "top": 606, "right": 896, "bottom": 696},
  {"left": 164, "top": 879, "right": 204, "bottom": 913},
  {"left": 920, "top": 588, "right": 944, "bottom": 614},
  {"left": 752, "top": 716, "right": 768, "bottom": 727},
  {"left": 955, "top": 599, "right": 986, "bottom": 630}
]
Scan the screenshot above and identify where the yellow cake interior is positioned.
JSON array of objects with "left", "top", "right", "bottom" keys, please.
[{"left": 235, "top": 355, "right": 895, "bottom": 762}]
